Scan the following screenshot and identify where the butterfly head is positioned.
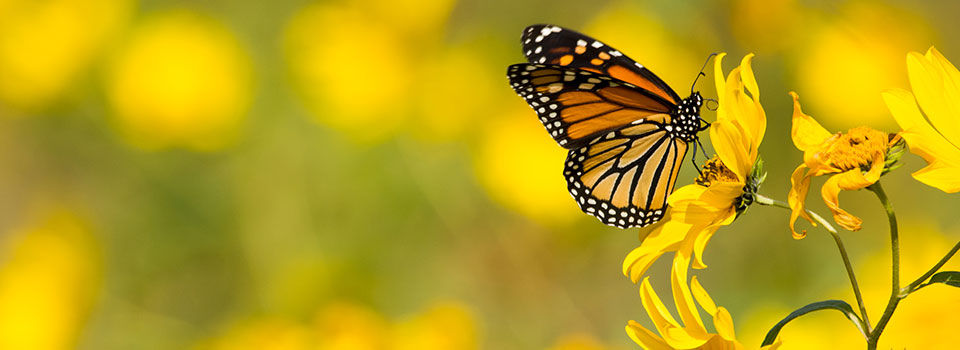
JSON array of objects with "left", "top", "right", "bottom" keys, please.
[{"left": 672, "top": 92, "right": 704, "bottom": 142}]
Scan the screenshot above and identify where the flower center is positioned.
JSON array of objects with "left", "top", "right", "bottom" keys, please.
[
  {"left": 695, "top": 157, "right": 739, "bottom": 187},
  {"left": 819, "top": 126, "right": 890, "bottom": 171}
]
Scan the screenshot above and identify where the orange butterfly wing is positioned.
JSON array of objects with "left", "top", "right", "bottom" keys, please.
[
  {"left": 507, "top": 64, "right": 675, "bottom": 149},
  {"left": 521, "top": 24, "right": 681, "bottom": 106}
]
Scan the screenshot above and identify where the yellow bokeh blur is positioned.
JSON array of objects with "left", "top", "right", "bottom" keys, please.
[
  {"left": 105, "top": 10, "right": 253, "bottom": 151},
  {"left": 198, "top": 318, "right": 312, "bottom": 350},
  {"left": 0, "top": 0, "right": 131, "bottom": 113},
  {"left": 730, "top": 0, "right": 805, "bottom": 52},
  {"left": 284, "top": 2, "right": 415, "bottom": 143},
  {"left": 391, "top": 302, "right": 477, "bottom": 350},
  {"left": 413, "top": 45, "right": 502, "bottom": 142},
  {"left": 200, "top": 301, "right": 475, "bottom": 350},
  {"left": 794, "top": 2, "right": 934, "bottom": 129},
  {"left": 0, "top": 207, "right": 100, "bottom": 350},
  {"left": 548, "top": 333, "right": 606, "bottom": 350},
  {"left": 475, "top": 111, "right": 581, "bottom": 227}
]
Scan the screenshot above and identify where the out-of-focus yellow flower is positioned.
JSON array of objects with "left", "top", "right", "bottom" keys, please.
[
  {"left": 883, "top": 47, "right": 960, "bottom": 193},
  {"left": 0, "top": 208, "right": 101, "bottom": 350},
  {"left": 475, "top": 113, "right": 581, "bottom": 227},
  {"left": 201, "top": 301, "right": 476, "bottom": 350},
  {"left": 624, "top": 53, "right": 765, "bottom": 281},
  {"left": 0, "top": 0, "right": 131, "bottom": 113},
  {"left": 413, "top": 46, "right": 501, "bottom": 142},
  {"left": 548, "top": 333, "right": 606, "bottom": 350},
  {"left": 787, "top": 92, "right": 901, "bottom": 238},
  {"left": 794, "top": 2, "right": 933, "bottom": 128},
  {"left": 315, "top": 302, "right": 388, "bottom": 350},
  {"left": 284, "top": 2, "right": 415, "bottom": 143},
  {"left": 391, "top": 301, "right": 477, "bottom": 350},
  {"left": 730, "top": 0, "right": 804, "bottom": 52},
  {"left": 105, "top": 10, "right": 253, "bottom": 151},
  {"left": 627, "top": 245, "right": 782, "bottom": 350}
]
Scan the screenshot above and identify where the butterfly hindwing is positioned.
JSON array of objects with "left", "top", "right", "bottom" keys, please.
[
  {"left": 564, "top": 122, "right": 689, "bottom": 228},
  {"left": 507, "top": 63, "right": 675, "bottom": 149},
  {"left": 521, "top": 24, "right": 682, "bottom": 105}
]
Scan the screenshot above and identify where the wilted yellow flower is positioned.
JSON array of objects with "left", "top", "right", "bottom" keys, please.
[
  {"left": 624, "top": 53, "right": 766, "bottom": 281},
  {"left": 882, "top": 46, "right": 960, "bottom": 193},
  {"left": 627, "top": 245, "right": 782, "bottom": 350},
  {"left": 787, "top": 92, "right": 901, "bottom": 238},
  {"left": 105, "top": 10, "right": 253, "bottom": 151},
  {"left": 0, "top": 0, "right": 131, "bottom": 113},
  {"left": 0, "top": 208, "right": 101, "bottom": 350}
]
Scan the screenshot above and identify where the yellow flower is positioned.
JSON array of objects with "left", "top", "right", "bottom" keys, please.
[
  {"left": 0, "top": 0, "right": 131, "bottom": 113},
  {"left": 882, "top": 46, "right": 960, "bottom": 193},
  {"left": 105, "top": 10, "right": 253, "bottom": 151},
  {"left": 0, "top": 207, "right": 101, "bottom": 350},
  {"left": 624, "top": 53, "right": 766, "bottom": 281},
  {"left": 627, "top": 244, "right": 782, "bottom": 350},
  {"left": 787, "top": 92, "right": 901, "bottom": 238}
]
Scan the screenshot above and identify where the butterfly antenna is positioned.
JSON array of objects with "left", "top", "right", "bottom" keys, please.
[{"left": 690, "top": 52, "right": 719, "bottom": 94}]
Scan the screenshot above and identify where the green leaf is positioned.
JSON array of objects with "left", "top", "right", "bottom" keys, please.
[
  {"left": 929, "top": 271, "right": 960, "bottom": 287},
  {"left": 761, "top": 300, "right": 866, "bottom": 346}
]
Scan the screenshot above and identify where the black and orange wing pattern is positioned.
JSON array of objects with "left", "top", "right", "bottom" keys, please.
[
  {"left": 506, "top": 24, "right": 704, "bottom": 229},
  {"left": 564, "top": 124, "right": 688, "bottom": 228},
  {"left": 521, "top": 24, "right": 682, "bottom": 105},
  {"left": 506, "top": 63, "right": 675, "bottom": 149}
]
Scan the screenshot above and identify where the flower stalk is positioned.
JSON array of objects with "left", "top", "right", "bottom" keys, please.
[
  {"left": 865, "top": 182, "right": 899, "bottom": 350},
  {"left": 756, "top": 194, "right": 871, "bottom": 332}
]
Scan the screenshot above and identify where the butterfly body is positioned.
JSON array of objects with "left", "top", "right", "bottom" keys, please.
[{"left": 506, "top": 24, "right": 706, "bottom": 228}]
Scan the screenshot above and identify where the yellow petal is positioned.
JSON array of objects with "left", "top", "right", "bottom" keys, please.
[
  {"left": 623, "top": 221, "right": 686, "bottom": 282},
  {"left": 713, "top": 307, "right": 737, "bottom": 341},
  {"left": 692, "top": 225, "right": 724, "bottom": 269},
  {"left": 910, "top": 160, "right": 960, "bottom": 193},
  {"left": 639, "top": 277, "right": 682, "bottom": 332},
  {"left": 820, "top": 170, "right": 866, "bottom": 231},
  {"left": 883, "top": 89, "right": 960, "bottom": 164},
  {"left": 625, "top": 321, "right": 672, "bottom": 350},
  {"left": 789, "top": 92, "right": 833, "bottom": 152},
  {"left": 710, "top": 120, "right": 750, "bottom": 180},
  {"left": 671, "top": 249, "right": 708, "bottom": 338},
  {"left": 668, "top": 184, "right": 709, "bottom": 206},
  {"left": 788, "top": 164, "right": 815, "bottom": 239},
  {"left": 908, "top": 50, "right": 960, "bottom": 144},
  {"left": 738, "top": 53, "right": 766, "bottom": 161},
  {"left": 714, "top": 52, "right": 728, "bottom": 108},
  {"left": 690, "top": 276, "right": 717, "bottom": 315},
  {"left": 883, "top": 88, "right": 960, "bottom": 193}
]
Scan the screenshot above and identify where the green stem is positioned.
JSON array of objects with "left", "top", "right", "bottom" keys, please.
[
  {"left": 755, "top": 194, "right": 871, "bottom": 333},
  {"left": 901, "top": 240, "right": 960, "bottom": 296},
  {"left": 866, "top": 182, "right": 899, "bottom": 350}
]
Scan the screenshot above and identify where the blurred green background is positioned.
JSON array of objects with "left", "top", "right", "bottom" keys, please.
[{"left": 0, "top": 0, "right": 959, "bottom": 349}]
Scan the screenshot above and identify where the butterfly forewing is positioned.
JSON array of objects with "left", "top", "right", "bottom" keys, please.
[
  {"left": 521, "top": 24, "right": 682, "bottom": 105},
  {"left": 507, "top": 63, "right": 674, "bottom": 149}
]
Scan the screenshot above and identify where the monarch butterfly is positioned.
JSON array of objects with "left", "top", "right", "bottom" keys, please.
[{"left": 506, "top": 24, "right": 708, "bottom": 228}]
